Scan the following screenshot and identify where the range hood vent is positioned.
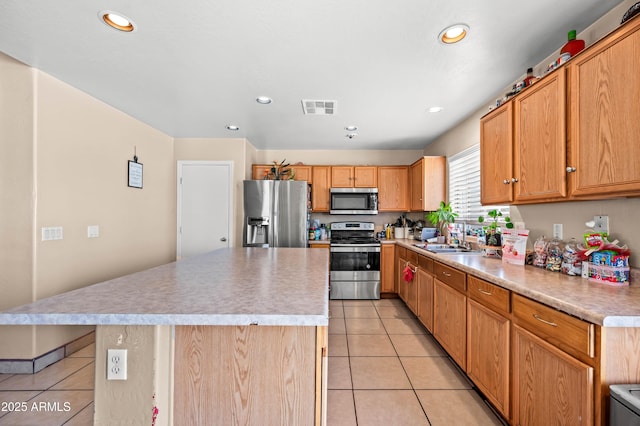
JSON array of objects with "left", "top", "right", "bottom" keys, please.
[{"left": 301, "top": 99, "right": 337, "bottom": 115}]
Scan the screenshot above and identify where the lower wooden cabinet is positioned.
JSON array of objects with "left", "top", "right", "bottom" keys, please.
[
  {"left": 416, "top": 267, "right": 434, "bottom": 332},
  {"left": 433, "top": 278, "right": 467, "bottom": 370},
  {"left": 467, "top": 298, "right": 510, "bottom": 419},
  {"left": 513, "top": 324, "right": 593, "bottom": 426},
  {"left": 380, "top": 244, "right": 396, "bottom": 293}
]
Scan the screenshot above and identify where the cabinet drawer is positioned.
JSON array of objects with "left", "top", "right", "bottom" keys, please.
[
  {"left": 418, "top": 255, "right": 433, "bottom": 274},
  {"left": 468, "top": 276, "right": 510, "bottom": 316},
  {"left": 512, "top": 294, "right": 594, "bottom": 358},
  {"left": 397, "top": 246, "right": 407, "bottom": 258},
  {"left": 406, "top": 249, "right": 418, "bottom": 265},
  {"left": 433, "top": 262, "right": 466, "bottom": 293}
]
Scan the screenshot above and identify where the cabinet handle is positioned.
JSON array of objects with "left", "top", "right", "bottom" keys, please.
[
  {"left": 441, "top": 271, "right": 452, "bottom": 277},
  {"left": 566, "top": 166, "right": 576, "bottom": 173},
  {"left": 511, "top": 177, "right": 519, "bottom": 183},
  {"left": 533, "top": 314, "right": 558, "bottom": 327},
  {"left": 503, "top": 179, "right": 511, "bottom": 185},
  {"left": 478, "top": 288, "right": 492, "bottom": 296}
]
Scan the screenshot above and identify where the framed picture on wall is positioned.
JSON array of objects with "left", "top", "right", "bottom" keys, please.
[{"left": 128, "top": 160, "right": 143, "bottom": 189}]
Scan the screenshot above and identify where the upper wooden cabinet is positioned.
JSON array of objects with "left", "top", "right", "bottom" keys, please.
[
  {"left": 513, "top": 70, "right": 567, "bottom": 203},
  {"left": 480, "top": 103, "right": 514, "bottom": 205},
  {"left": 377, "top": 166, "right": 410, "bottom": 211},
  {"left": 481, "top": 70, "right": 567, "bottom": 205},
  {"left": 567, "top": 17, "right": 640, "bottom": 198},
  {"left": 409, "top": 156, "right": 446, "bottom": 211},
  {"left": 331, "top": 166, "right": 377, "bottom": 188},
  {"left": 311, "top": 166, "right": 331, "bottom": 212},
  {"left": 251, "top": 164, "right": 312, "bottom": 183}
]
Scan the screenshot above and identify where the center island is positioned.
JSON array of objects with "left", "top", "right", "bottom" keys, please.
[{"left": 0, "top": 248, "right": 330, "bottom": 425}]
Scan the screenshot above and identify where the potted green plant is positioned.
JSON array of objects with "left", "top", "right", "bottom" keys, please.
[
  {"left": 426, "top": 201, "right": 458, "bottom": 242},
  {"left": 477, "top": 209, "right": 513, "bottom": 247}
]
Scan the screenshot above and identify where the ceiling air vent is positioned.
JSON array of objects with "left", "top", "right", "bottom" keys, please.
[{"left": 301, "top": 100, "right": 337, "bottom": 115}]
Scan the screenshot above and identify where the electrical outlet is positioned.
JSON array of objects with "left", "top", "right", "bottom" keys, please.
[
  {"left": 107, "top": 349, "right": 127, "bottom": 380},
  {"left": 593, "top": 215, "right": 609, "bottom": 234},
  {"left": 553, "top": 224, "right": 563, "bottom": 240},
  {"left": 87, "top": 225, "right": 100, "bottom": 238}
]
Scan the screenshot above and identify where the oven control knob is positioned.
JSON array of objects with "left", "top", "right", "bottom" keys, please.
[{"left": 366, "top": 264, "right": 371, "bottom": 269}]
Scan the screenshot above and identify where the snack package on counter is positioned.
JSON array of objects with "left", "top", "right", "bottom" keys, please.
[
  {"left": 501, "top": 229, "right": 530, "bottom": 265},
  {"left": 561, "top": 238, "right": 583, "bottom": 276},
  {"left": 533, "top": 236, "right": 548, "bottom": 268},
  {"left": 546, "top": 238, "right": 564, "bottom": 272}
]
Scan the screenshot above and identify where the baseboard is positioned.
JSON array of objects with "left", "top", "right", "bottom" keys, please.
[{"left": 0, "top": 331, "right": 95, "bottom": 374}]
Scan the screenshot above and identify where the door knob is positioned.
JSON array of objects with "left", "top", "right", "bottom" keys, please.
[
  {"left": 566, "top": 166, "right": 576, "bottom": 173},
  {"left": 511, "top": 177, "right": 519, "bottom": 183},
  {"left": 503, "top": 179, "right": 511, "bottom": 185},
  {"left": 220, "top": 237, "right": 227, "bottom": 242}
]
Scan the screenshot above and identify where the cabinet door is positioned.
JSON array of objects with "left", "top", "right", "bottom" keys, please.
[
  {"left": 291, "top": 166, "right": 312, "bottom": 183},
  {"left": 252, "top": 165, "right": 269, "bottom": 180},
  {"left": 312, "top": 167, "right": 331, "bottom": 212},
  {"left": 568, "top": 19, "right": 640, "bottom": 198},
  {"left": 410, "top": 157, "right": 446, "bottom": 211},
  {"left": 354, "top": 166, "right": 377, "bottom": 187},
  {"left": 380, "top": 244, "right": 396, "bottom": 293},
  {"left": 416, "top": 268, "right": 434, "bottom": 332},
  {"left": 377, "top": 166, "right": 409, "bottom": 211},
  {"left": 433, "top": 279, "right": 466, "bottom": 369},
  {"left": 513, "top": 325, "right": 593, "bottom": 426},
  {"left": 480, "top": 103, "right": 514, "bottom": 204},
  {"left": 467, "top": 299, "right": 510, "bottom": 419},
  {"left": 330, "top": 166, "right": 354, "bottom": 187},
  {"left": 513, "top": 70, "right": 567, "bottom": 202},
  {"left": 409, "top": 159, "right": 424, "bottom": 211},
  {"left": 397, "top": 257, "right": 407, "bottom": 301},
  {"left": 405, "top": 264, "right": 418, "bottom": 315}
]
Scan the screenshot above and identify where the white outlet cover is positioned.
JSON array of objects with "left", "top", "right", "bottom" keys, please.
[{"left": 107, "top": 349, "right": 127, "bottom": 380}]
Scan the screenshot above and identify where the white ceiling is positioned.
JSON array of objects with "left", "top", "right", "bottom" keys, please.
[{"left": 0, "top": 0, "right": 623, "bottom": 150}]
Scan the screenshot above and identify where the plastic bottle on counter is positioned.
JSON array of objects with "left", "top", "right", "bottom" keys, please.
[
  {"left": 560, "top": 30, "right": 585, "bottom": 58},
  {"left": 320, "top": 224, "right": 327, "bottom": 240}
]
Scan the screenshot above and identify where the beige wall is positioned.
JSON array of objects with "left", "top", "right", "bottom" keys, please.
[
  {"left": 0, "top": 54, "right": 36, "bottom": 356},
  {"left": 424, "top": 0, "right": 640, "bottom": 268},
  {"left": 0, "top": 55, "right": 176, "bottom": 359}
]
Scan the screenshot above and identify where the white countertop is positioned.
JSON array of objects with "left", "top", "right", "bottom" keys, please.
[
  {"left": 395, "top": 240, "right": 640, "bottom": 327},
  {"left": 0, "top": 248, "right": 329, "bottom": 327}
]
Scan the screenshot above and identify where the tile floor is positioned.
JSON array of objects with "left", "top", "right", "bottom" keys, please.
[
  {"left": 0, "top": 300, "right": 506, "bottom": 425},
  {"left": 327, "top": 298, "right": 505, "bottom": 426},
  {"left": 0, "top": 343, "right": 95, "bottom": 425}
]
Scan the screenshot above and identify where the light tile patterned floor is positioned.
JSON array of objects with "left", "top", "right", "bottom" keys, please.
[
  {"left": 0, "top": 344, "right": 95, "bottom": 425},
  {"left": 327, "top": 298, "right": 505, "bottom": 426}
]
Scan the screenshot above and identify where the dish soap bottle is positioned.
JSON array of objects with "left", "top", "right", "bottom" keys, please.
[{"left": 560, "top": 30, "right": 585, "bottom": 57}]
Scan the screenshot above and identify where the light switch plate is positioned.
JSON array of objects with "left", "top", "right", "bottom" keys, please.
[{"left": 88, "top": 225, "right": 100, "bottom": 238}]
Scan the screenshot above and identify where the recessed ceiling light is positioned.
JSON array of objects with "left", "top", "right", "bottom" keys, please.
[
  {"left": 256, "top": 96, "right": 273, "bottom": 105},
  {"left": 99, "top": 11, "right": 136, "bottom": 32},
  {"left": 345, "top": 125, "right": 358, "bottom": 132},
  {"left": 438, "top": 24, "right": 469, "bottom": 44},
  {"left": 428, "top": 106, "right": 444, "bottom": 113},
  {"left": 226, "top": 125, "right": 240, "bottom": 131}
]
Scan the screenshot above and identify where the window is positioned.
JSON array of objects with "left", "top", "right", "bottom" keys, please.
[{"left": 448, "top": 144, "right": 509, "bottom": 224}]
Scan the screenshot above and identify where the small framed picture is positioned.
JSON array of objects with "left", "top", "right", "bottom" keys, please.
[{"left": 128, "top": 160, "right": 143, "bottom": 188}]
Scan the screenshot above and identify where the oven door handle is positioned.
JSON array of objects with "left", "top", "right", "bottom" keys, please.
[{"left": 330, "top": 246, "right": 381, "bottom": 253}]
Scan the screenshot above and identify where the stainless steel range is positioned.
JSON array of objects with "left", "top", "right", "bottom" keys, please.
[{"left": 329, "top": 222, "right": 381, "bottom": 299}]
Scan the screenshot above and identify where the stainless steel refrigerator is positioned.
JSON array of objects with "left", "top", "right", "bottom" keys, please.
[{"left": 243, "top": 180, "right": 309, "bottom": 248}]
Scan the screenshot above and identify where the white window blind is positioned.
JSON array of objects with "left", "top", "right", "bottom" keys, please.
[{"left": 448, "top": 144, "right": 510, "bottom": 223}]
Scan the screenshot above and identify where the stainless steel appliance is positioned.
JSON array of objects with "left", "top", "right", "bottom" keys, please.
[
  {"left": 243, "top": 180, "right": 309, "bottom": 248},
  {"left": 329, "top": 222, "right": 381, "bottom": 299},
  {"left": 330, "top": 187, "right": 378, "bottom": 215}
]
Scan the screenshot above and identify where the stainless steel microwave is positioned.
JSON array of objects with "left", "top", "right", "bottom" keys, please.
[{"left": 330, "top": 188, "right": 378, "bottom": 215}]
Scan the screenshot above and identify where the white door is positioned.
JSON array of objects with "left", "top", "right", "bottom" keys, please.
[{"left": 177, "top": 161, "right": 233, "bottom": 259}]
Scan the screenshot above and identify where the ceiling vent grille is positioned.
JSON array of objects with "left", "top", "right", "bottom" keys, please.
[{"left": 301, "top": 100, "right": 337, "bottom": 115}]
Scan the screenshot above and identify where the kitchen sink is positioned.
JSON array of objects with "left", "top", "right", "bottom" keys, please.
[{"left": 412, "top": 243, "right": 480, "bottom": 254}]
